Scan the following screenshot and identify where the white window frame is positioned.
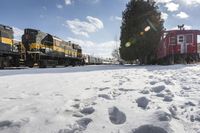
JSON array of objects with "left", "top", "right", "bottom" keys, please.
[
  {"left": 197, "top": 35, "right": 200, "bottom": 53},
  {"left": 178, "top": 35, "right": 184, "bottom": 43},
  {"left": 169, "top": 36, "right": 176, "bottom": 45}
]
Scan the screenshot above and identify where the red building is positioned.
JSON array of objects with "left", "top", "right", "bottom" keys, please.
[{"left": 157, "top": 29, "right": 200, "bottom": 64}]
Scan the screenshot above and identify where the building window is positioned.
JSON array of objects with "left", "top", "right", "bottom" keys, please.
[
  {"left": 186, "top": 34, "right": 193, "bottom": 43},
  {"left": 178, "top": 36, "right": 184, "bottom": 43},
  {"left": 170, "top": 36, "right": 176, "bottom": 45}
]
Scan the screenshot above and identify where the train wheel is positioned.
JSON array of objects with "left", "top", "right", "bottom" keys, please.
[
  {"left": 27, "top": 61, "right": 34, "bottom": 68},
  {"left": 39, "top": 60, "right": 47, "bottom": 68},
  {"left": 72, "top": 62, "right": 76, "bottom": 67},
  {"left": 13, "top": 57, "right": 20, "bottom": 67},
  {"left": 0, "top": 60, "right": 4, "bottom": 69},
  {"left": 52, "top": 64, "right": 57, "bottom": 68}
]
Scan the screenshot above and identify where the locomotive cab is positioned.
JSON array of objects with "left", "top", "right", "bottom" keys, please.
[
  {"left": 0, "top": 24, "right": 13, "bottom": 52},
  {"left": 0, "top": 24, "right": 20, "bottom": 68}
]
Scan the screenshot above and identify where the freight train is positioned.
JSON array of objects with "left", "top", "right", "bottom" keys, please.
[
  {"left": 83, "top": 54, "right": 103, "bottom": 65},
  {"left": 0, "top": 24, "right": 84, "bottom": 68},
  {"left": 157, "top": 28, "right": 200, "bottom": 64}
]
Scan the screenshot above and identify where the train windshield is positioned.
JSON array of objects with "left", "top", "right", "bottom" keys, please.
[{"left": 0, "top": 30, "right": 13, "bottom": 39}]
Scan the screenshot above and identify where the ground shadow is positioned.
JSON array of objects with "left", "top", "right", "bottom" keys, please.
[{"left": 0, "top": 64, "right": 196, "bottom": 77}]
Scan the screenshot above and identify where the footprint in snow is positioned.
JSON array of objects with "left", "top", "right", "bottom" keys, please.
[
  {"left": 119, "top": 88, "right": 134, "bottom": 92},
  {"left": 76, "top": 118, "right": 93, "bottom": 128},
  {"left": 98, "top": 94, "right": 112, "bottom": 100},
  {"left": 149, "top": 75, "right": 154, "bottom": 79},
  {"left": 72, "top": 113, "right": 84, "bottom": 118},
  {"left": 0, "top": 120, "right": 12, "bottom": 128},
  {"left": 149, "top": 81, "right": 158, "bottom": 85},
  {"left": 185, "top": 101, "right": 196, "bottom": 106},
  {"left": 132, "top": 125, "right": 168, "bottom": 133},
  {"left": 182, "top": 86, "right": 191, "bottom": 90},
  {"left": 103, "top": 80, "right": 110, "bottom": 83},
  {"left": 140, "top": 89, "right": 150, "bottom": 94},
  {"left": 74, "top": 99, "right": 81, "bottom": 102},
  {"left": 154, "top": 111, "right": 172, "bottom": 121},
  {"left": 80, "top": 107, "right": 95, "bottom": 115},
  {"left": 71, "top": 103, "right": 80, "bottom": 109},
  {"left": 163, "top": 95, "right": 173, "bottom": 102},
  {"left": 85, "top": 88, "right": 91, "bottom": 90},
  {"left": 136, "top": 97, "right": 150, "bottom": 109},
  {"left": 3, "top": 97, "right": 23, "bottom": 100},
  {"left": 151, "top": 85, "right": 165, "bottom": 93},
  {"left": 99, "top": 87, "right": 110, "bottom": 91},
  {"left": 58, "top": 118, "right": 92, "bottom": 133},
  {"left": 108, "top": 106, "right": 126, "bottom": 125},
  {"left": 0, "top": 119, "right": 28, "bottom": 132}
]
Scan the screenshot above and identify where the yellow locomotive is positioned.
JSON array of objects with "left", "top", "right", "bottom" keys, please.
[
  {"left": 0, "top": 24, "right": 19, "bottom": 68},
  {"left": 22, "top": 28, "right": 83, "bottom": 68},
  {"left": 0, "top": 24, "right": 83, "bottom": 68}
]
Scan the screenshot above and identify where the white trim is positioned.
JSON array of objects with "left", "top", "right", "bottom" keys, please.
[
  {"left": 177, "top": 35, "right": 184, "bottom": 44},
  {"left": 53, "top": 36, "right": 62, "bottom": 42}
]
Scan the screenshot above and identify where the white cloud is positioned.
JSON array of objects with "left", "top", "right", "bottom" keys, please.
[
  {"left": 91, "top": 0, "right": 100, "bottom": 4},
  {"left": 176, "top": 12, "right": 189, "bottom": 19},
  {"left": 40, "top": 15, "right": 44, "bottom": 18},
  {"left": 155, "top": 0, "right": 172, "bottom": 3},
  {"left": 110, "top": 16, "right": 122, "bottom": 21},
  {"left": 65, "top": 0, "right": 72, "bottom": 5},
  {"left": 12, "top": 27, "right": 23, "bottom": 40},
  {"left": 165, "top": 2, "right": 179, "bottom": 12},
  {"left": 161, "top": 12, "right": 168, "bottom": 20},
  {"left": 67, "top": 37, "right": 95, "bottom": 48},
  {"left": 56, "top": 4, "right": 63, "bottom": 9},
  {"left": 64, "top": 0, "right": 99, "bottom": 5},
  {"left": 42, "top": 6, "right": 47, "bottom": 10},
  {"left": 181, "top": 0, "right": 200, "bottom": 5},
  {"left": 66, "top": 16, "right": 104, "bottom": 37},
  {"left": 67, "top": 37, "right": 118, "bottom": 58}
]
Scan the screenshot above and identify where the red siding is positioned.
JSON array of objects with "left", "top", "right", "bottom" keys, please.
[{"left": 157, "top": 30, "right": 200, "bottom": 59}]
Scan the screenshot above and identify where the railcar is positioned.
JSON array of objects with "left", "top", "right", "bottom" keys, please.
[
  {"left": 0, "top": 24, "right": 20, "bottom": 68},
  {"left": 157, "top": 29, "right": 200, "bottom": 64},
  {"left": 22, "top": 29, "right": 83, "bottom": 68},
  {"left": 83, "top": 54, "right": 103, "bottom": 65}
]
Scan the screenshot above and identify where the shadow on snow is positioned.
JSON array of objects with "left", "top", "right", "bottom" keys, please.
[{"left": 0, "top": 64, "right": 197, "bottom": 77}]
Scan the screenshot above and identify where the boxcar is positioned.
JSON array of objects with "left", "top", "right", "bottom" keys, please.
[{"left": 157, "top": 29, "right": 200, "bottom": 64}]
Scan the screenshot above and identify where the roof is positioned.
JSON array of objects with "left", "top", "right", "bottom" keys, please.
[
  {"left": 164, "top": 29, "right": 200, "bottom": 35},
  {"left": 0, "top": 24, "right": 13, "bottom": 31}
]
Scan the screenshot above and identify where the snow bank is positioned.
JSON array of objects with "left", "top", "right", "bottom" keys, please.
[{"left": 0, "top": 64, "right": 199, "bottom": 133}]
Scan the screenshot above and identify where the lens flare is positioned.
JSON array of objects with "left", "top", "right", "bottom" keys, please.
[
  {"left": 144, "top": 26, "right": 151, "bottom": 32},
  {"left": 125, "top": 42, "right": 131, "bottom": 47}
]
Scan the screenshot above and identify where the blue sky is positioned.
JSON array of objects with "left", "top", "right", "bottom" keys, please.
[{"left": 1, "top": 0, "right": 200, "bottom": 57}]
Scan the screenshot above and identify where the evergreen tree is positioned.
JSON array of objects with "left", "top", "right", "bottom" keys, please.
[{"left": 120, "top": 0, "right": 164, "bottom": 64}]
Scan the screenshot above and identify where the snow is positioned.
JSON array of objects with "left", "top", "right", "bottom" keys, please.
[{"left": 0, "top": 65, "right": 200, "bottom": 133}]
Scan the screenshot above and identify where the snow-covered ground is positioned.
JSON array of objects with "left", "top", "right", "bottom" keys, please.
[{"left": 0, "top": 65, "right": 199, "bottom": 133}]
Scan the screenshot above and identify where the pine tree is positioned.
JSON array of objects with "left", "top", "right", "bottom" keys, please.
[{"left": 120, "top": 0, "right": 164, "bottom": 64}]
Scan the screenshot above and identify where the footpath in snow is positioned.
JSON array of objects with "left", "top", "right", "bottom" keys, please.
[{"left": 0, "top": 65, "right": 199, "bottom": 133}]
